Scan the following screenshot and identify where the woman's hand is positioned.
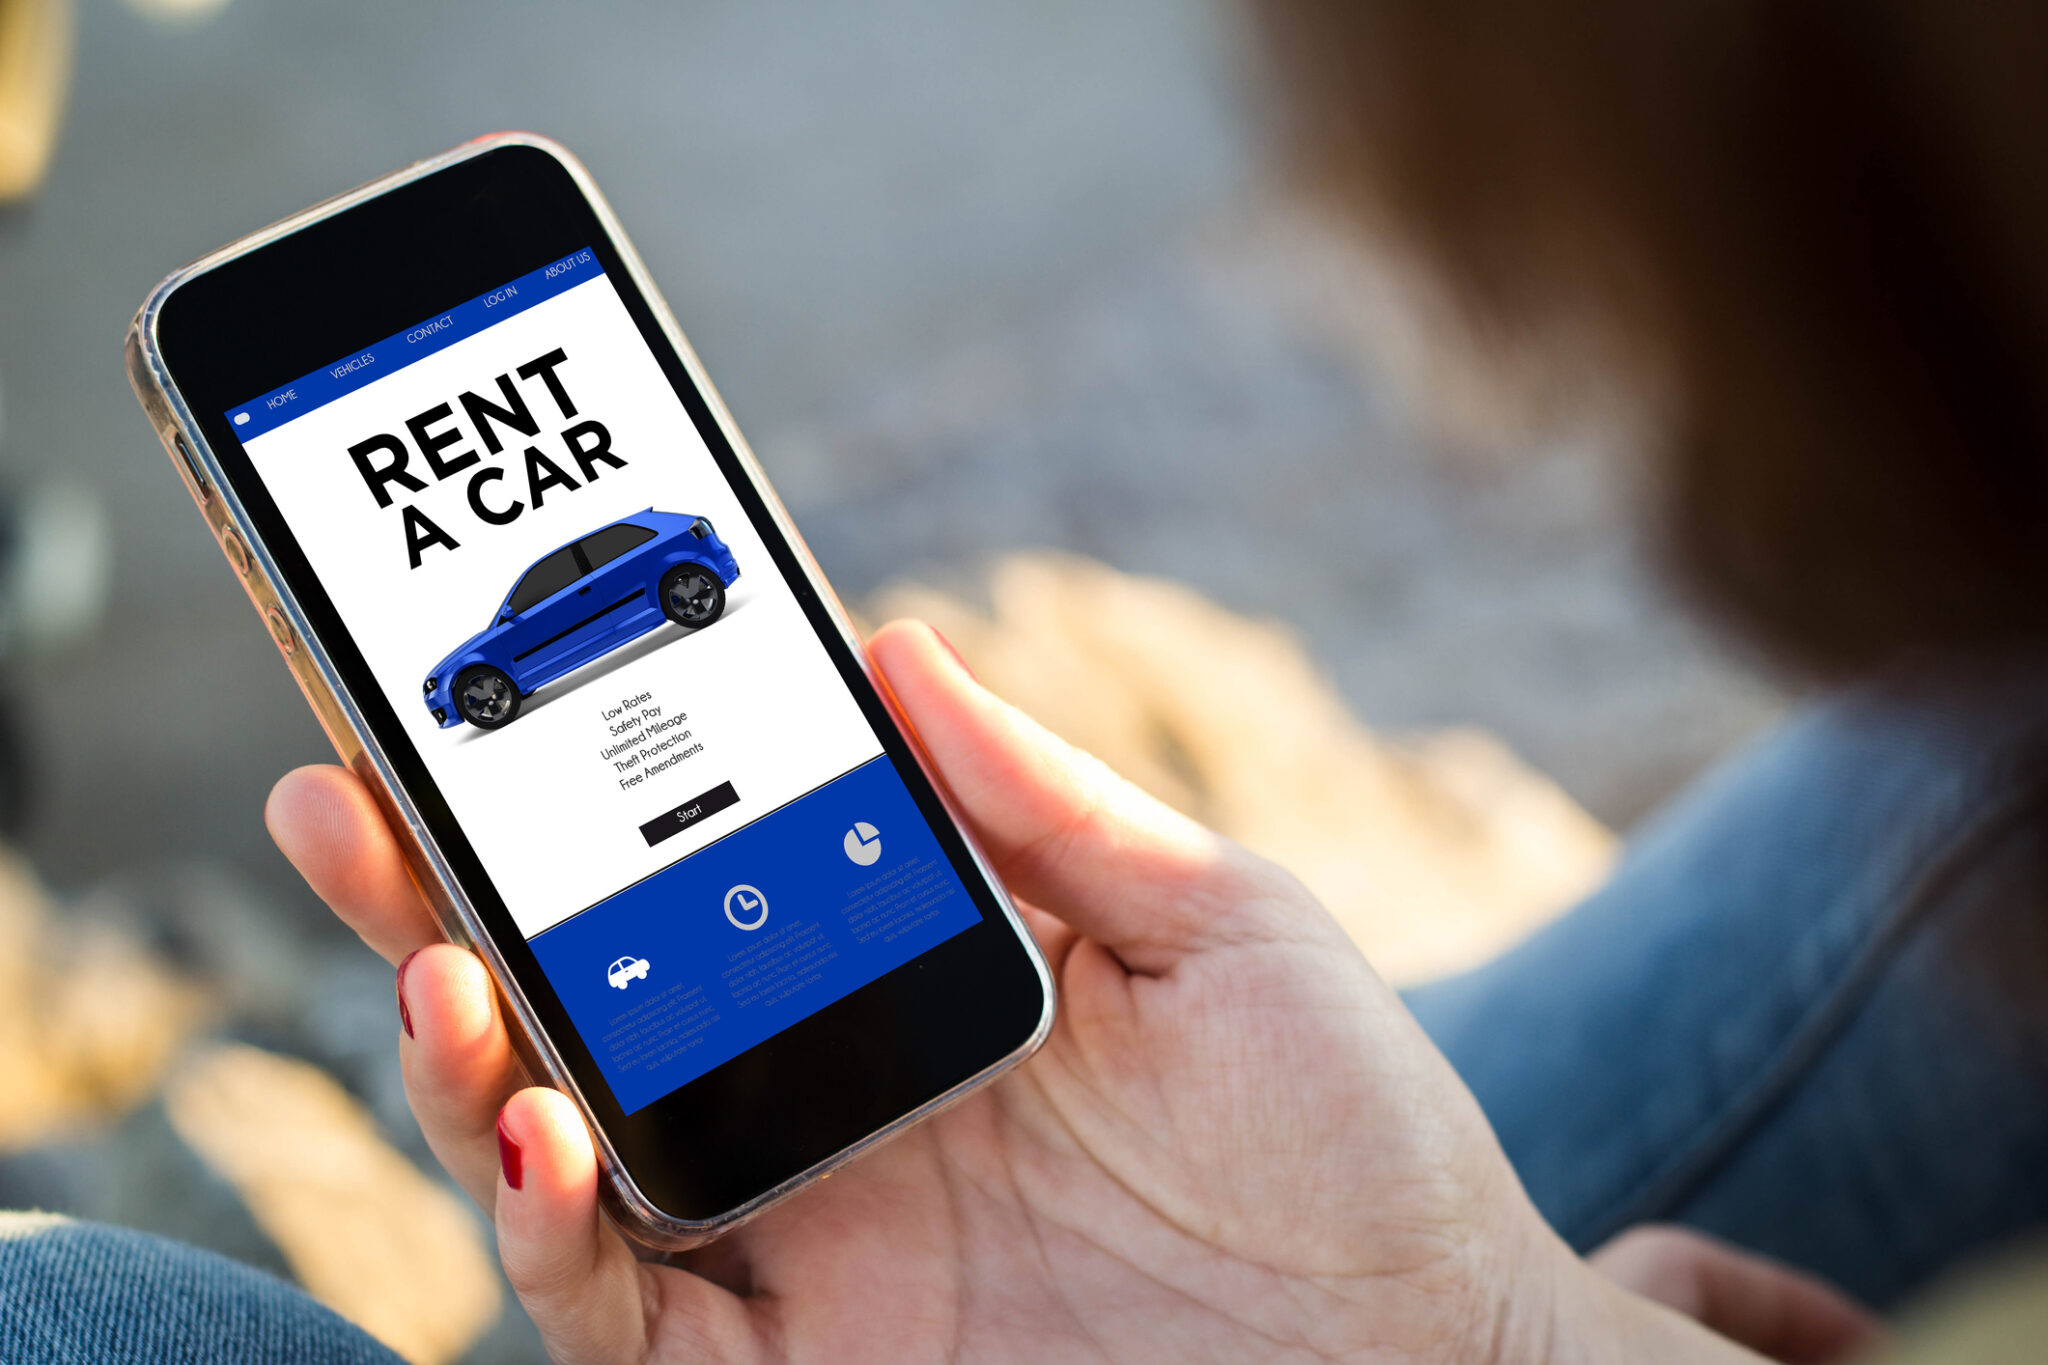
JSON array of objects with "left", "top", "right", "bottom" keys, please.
[{"left": 267, "top": 620, "right": 1764, "bottom": 1365}]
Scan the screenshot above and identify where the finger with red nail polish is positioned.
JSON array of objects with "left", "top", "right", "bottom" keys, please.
[
  {"left": 393, "top": 943, "right": 522, "bottom": 1211},
  {"left": 492, "top": 1088, "right": 648, "bottom": 1363}
]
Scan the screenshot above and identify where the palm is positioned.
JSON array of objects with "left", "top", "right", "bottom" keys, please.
[{"left": 647, "top": 886, "right": 1523, "bottom": 1365}]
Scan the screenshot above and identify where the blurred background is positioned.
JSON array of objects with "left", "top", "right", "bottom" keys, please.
[{"left": 0, "top": 0, "right": 1783, "bottom": 1359}]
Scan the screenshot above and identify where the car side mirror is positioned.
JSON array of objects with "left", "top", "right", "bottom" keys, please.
[{"left": 499, "top": 613, "right": 513, "bottom": 625}]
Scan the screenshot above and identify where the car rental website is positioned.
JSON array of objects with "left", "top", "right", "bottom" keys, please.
[{"left": 230, "top": 250, "right": 981, "bottom": 1111}]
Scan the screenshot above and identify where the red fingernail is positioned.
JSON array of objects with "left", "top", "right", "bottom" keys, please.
[
  {"left": 497, "top": 1111, "right": 525, "bottom": 1191},
  {"left": 931, "top": 625, "right": 977, "bottom": 682},
  {"left": 394, "top": 948, "right": 421, "bottom": 1039}
]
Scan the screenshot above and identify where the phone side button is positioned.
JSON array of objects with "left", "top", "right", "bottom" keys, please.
[
  {"left": 172, "top": 432, "right": 211, "bottom": 504},
  {"left": 265, "top": 606, "right": 296, "bottom": 658},
  {"left": 221, "top": 529, "right": 251, "bottom": 577}
]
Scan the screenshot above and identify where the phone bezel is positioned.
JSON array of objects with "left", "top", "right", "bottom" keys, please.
[{"left": 135, "top": 137, "right": 1053, "bottom": 1234}]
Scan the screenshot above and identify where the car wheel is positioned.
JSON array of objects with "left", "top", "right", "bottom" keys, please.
[
  {"left": 660, "top": 563, "right": 726, "bottom": 628},
  {"left": 454, "top": 665, "right": 521, "bottom": 729}
]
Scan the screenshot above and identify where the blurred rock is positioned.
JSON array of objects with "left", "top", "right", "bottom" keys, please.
[
  {"left": 164, "top": 1043, "right": 501, "bottom": 1365},
  {"left": 120, "top": 0, "right": 233, "bottom": 26},
  {"left": 69, "top": 862, "right": 424, "bottom": 1159},
  {"left": 0, "top": 849, "right": 211, "bottom": 1150},
  {"left": 0, "top": 0, "right": 70, "bottom": 202},
  {"left": 74, "top": 861, "right": 327, "bottom": 1035}
]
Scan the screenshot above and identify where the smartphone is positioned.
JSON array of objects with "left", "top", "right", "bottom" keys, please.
[{"left": 125, "top": 134, "right": 1054, "bottom": 1248}]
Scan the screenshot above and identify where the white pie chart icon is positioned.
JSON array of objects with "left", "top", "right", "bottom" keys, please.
[{"left": 843, "top": 821, "right": 882, "bottom": 867}]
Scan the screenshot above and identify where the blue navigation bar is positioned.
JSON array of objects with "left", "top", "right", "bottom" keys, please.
[{"left": 225, "top": 247, "right": 604, "bottom": 441}]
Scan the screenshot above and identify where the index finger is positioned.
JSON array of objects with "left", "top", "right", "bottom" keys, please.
[
  {"left": 1592, "top": 1226, "right": 1883, "bottom": 1365},
  {"left": 267, "top": 764, "right": 443, "bottom": 963}
]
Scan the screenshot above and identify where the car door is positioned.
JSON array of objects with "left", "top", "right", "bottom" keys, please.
[
  {"left": 575, "top": 521, "right": 663, "bottom": 642},
  {"left": 502, "top": 544, "right": 608, "bottom": 690}
]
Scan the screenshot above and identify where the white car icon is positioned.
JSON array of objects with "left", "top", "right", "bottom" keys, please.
[{"left": 607, "top": 956, "right": 650, "bottom": 990}]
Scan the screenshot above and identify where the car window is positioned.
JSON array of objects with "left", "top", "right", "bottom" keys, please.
[
  {"left": 578, "top": 522, "right": 658, "bottom": 572},
  {"left": 506, "top": 546, "right": 583, "bottom": 615}
]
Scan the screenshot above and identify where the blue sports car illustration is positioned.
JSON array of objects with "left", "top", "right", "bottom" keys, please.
[{"left": 423, "top": 509, "right": 739, "bottom": 730}]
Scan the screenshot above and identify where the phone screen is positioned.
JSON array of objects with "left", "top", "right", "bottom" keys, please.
[{"left": 224, "top": 246, "right": 984, "bottom": 1115}]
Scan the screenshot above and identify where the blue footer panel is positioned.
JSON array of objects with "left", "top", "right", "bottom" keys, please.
[{"left": 530, "top": 756, "right": 981, "bottom": 1113}]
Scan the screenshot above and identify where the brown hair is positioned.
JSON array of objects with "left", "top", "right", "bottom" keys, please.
[{"left": 1254, "top": 1, "right": 2048, "bottom": 677}]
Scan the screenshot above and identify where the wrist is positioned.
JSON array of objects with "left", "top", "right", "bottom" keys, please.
[{"left": 1468, "top": 1211, "right": 1592, "bottom": 1365}]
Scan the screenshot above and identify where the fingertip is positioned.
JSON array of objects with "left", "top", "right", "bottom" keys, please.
[
  {"left": 497, "top": 1087, "right": 597, "bottom": 1199},
  {"left": 266, "top": 764, "right": 438, "bottom": 961},
  {"left": 867, "top": 617, "right": 1054, "bottom": 809},
  {"left": 264, "top": 764, "right": 355, "bottom": 863},
  {"left": 494, "top": 1088, "right": 607, "bottom": 1305},
  {"left": 266, "top": 763, "right": 382, "bottom": 882},
  {"left": 393, "top": 944, "right": 524, "bottom": 1211},
  {"left": 869, "top": 618, "right": 965, "bottom": 691},
  {"left": 399, "top": 943, "right": 500, "bottom": 1058}
]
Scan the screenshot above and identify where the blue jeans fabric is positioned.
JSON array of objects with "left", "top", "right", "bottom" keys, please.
[
  {"left": 1407, "top": 663, "right": 2048, "bottom": 1310},
  {"left": 0, "top": 1213, "right": 399, "bottom": 1364}
]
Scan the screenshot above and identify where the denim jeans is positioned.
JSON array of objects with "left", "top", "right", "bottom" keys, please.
[
  {"left": 0, "top": 1212, "right": 399, "bottom": 1363},
  {"left": 1407, "top": 661, "right": 2048, "bottom": 1310}
]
